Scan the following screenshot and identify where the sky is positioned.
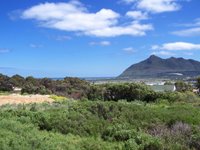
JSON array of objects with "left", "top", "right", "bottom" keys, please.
[{"left": 0, "top": 0, "right": 200, "bottom": 77}]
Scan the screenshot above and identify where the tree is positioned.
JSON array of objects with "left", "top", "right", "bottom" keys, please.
[
  {"left": 196, "top": 77, "right": 200, "bottom": 90},
  {"left": 164, "top": 81, "right": 173, "bottom": 85},
  {"left": 26, "top": 76, "right": 39, "bottom": 86},
  {"left": 21, "top": 83, "right": 37, "bottom": 94},
  {"left": 9, "top": 74, "right": 25, "bottom": 87},
  {"left": 175, "top": 81, "right": 192, "bottom": 92},
  {"left": 0, "top": 81, "right": 13, "bottom": 91},
  {"left": 0, "top": 74, "right": 13, "bottom": 91}
]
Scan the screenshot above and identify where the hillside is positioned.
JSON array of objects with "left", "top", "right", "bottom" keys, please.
[{"left": 119, "top": 55, "right": 200, "bottom": 79}]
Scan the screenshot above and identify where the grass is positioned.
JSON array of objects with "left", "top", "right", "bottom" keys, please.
[{"left": 0, "top": 91, "right": 11, "bottom": 95}]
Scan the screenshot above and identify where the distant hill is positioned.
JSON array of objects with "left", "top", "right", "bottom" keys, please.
[{"left": 119, "top": 55, "right": 200, "bottom": 79}]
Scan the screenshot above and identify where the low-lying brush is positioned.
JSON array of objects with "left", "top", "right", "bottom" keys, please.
[
  {"left": 0, "top": 100, "right": 200, "bottom": 149},
  {"left": 50, "top": 95, "right": 68, "bottom": 101}
]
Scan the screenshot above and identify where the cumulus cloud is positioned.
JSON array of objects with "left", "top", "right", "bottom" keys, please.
[
  {"left": 176, "top": 18, "right": 200, "bottom": 27},
  {"left": 120, "top": 0, "right": 136, "bottom": 4},
  {"left": 121, "top": 0, "right": 183, "bottom": 13},
  {"left": 137, "top": 0, "right": 180, "bottom": 13},
  {"left": 55, "top": 35, "right": 72, "bottom": 41},
  {"left": 152, "top": 51, "right": 175, "bottom": 56},
  {"left": 172, "top": 19, "right": 200, "bottom": 36},
  {"left": 89, "top": 41, "right": 111, "bottom": 46},
  {"left": 21, "top": 1, "right": 153, "bottom": 37},
  {"left": 126, "top": 11, "right": 148, "bottom": 20},
  {"left": 123, "top": 47, "right": 136, "bottom": 53},
  {"left": 8, "top": 10, "right": 22, "bottom": 21},
  {"left": 172, "top": 28, "right": 200, "bottom": 36},
  {"left": 30, "top": 44, "right": 43, "bottom": 48},
  {"left": 152, "top": 42, "right": 200, "bottom": 51}
]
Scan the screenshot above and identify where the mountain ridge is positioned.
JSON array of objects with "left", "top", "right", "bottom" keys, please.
[{"left": 119, "top": 55, "right": 200, "bottom": 79}]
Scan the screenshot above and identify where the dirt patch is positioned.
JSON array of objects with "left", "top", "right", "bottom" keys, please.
[{"left": 0, "top": 94, "right": 54, "bottom": 106}]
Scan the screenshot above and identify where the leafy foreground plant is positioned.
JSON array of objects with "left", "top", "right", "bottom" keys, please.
[{"left": 0, "top": 100, "right": 200, "bottom": 149}]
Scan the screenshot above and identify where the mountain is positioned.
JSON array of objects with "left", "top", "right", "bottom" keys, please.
[{"left": 119, "top": 55, "right": 200, "bottom": 79}]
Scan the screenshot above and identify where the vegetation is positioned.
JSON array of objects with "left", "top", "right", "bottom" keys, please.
[
  {"left": 197, "top": 77, "right": 200, "bottom": 90},
  {"left": 0, "top": 74, "right": 90, "bottom": 99},
  {"left": 0, "top": 74, "right": 13, "bottom": 91},
  {"left": 50, "top": 95, "right": 68, "bottom": 102},
  {"left": 0, "top": 99, "right": 200, "bottom": 149},
  {"left": 0, "top": 73, "right": 198, "bottom": 102},
  {"left": 175, "top": 81, "right": 192, "bottom": 92},
  {"left": 1, "top": 73, "right": 200, "bottom": 149}
]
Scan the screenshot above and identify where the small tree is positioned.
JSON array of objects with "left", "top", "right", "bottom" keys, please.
[
  {"left": 9, "top": 74, "right": 25, "bottom": 87},
  {"left": 196, "top": 77, "right": 200, "bottom": 90},
  {"left": 0, "top": 74, "right": 13, "bottom": 92},
  {"left": 175, "top": 81, "right": 192, "bottom": 92},
  {"left": 0, "top": 81, "right": 13, "bottom": 91}
]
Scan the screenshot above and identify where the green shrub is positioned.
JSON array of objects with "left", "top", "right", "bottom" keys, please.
[
  {"left": 124, "top": 139, "right": 139, "bottom": 150},
  {"left": 135, "top": 133, "right": 163, "bottom": 150},
  {"left": 189, "top": 133, "right": 200, "bottom": 149},
  {"left": 102, "top": 124, "right": 136, "bottom": 141},
  {"left": 50, "top": 95, "right": 68, "bottom": 101},
  {"left": 0, "top": 98, "right": 199, "bottom": 149}
]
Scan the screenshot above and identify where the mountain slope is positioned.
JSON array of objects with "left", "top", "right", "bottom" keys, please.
[{"left": 119, "top": 55, "right": 200, "bottom": 78}]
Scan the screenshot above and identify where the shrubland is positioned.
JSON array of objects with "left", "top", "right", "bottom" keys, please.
[
  {"left": 1, "top": 73, "right": 200, "bottom": 149},
  {"left": 0, "top": 100, "right": 200, "bottom": 149},
  {"left": 1, "top": 73, "right": 200, "bottom": 103}
]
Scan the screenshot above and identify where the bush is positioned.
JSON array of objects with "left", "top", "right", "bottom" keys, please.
[
  {"left": 0, "top": 119, "right": 122, "bottom": 150},
  {"left": 189, "top": 133, "right": 200, "bottom": 149},
  {"left": 175, "top": 81, "right": 192, "bottom": 92},
  {"left": 0, "top": 100, "right": 199, "bottom": 149},
  {"left": 136, "top": 133, "right": 163, "bottom": 150},
  {"left": 0, "top": 74, "right": 13, "bottom": 92},
  {"left": 21, "top": 83, "right": 37, "bottom": 94},
  {"left": 124, "top": 139, "right": 139, "bottom": 150},
  {"left": 0, "top": 82, "right": 13, "bottom": 92},
  {"left": 148, "top": 122, "right": 192, "bottom": 149},
  {"left": 102, "top": 124, "right": 163, "bottom": 150},
  {"left": 87, "top": 83, "right": 158, "bottom": 102},
  {"left": 50, "top": 95, "right": 68, "bottom": 101},
  {"left": 9, "top": 74, "right": 25, "bottom": 87},
  {"left": 102, "top": 124, "right": 137, "bottom": 141}
]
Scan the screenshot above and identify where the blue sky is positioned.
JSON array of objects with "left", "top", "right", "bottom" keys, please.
[{"left": 0, "top": 0, "right": 200, "bottom": 77}]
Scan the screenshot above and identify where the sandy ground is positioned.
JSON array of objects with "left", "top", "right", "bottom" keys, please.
[{"left": 0, "top": 94, "right": 54, "bottom": 106}]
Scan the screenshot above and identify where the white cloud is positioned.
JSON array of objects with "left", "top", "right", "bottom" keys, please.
[
  {"left": 151, "top": 45, "right": 160, "bottom": 50},
  {"left": 126, "top": 11, "right": 148, "bottom": 20},
  {"left": 0, "top": 49, "right": 10, "bottom": 53},
  {"left": 121, "top": 0, "right": 182, "bottom": 13},
  {"left": 8, "top": 10, "right": 22, "bottom": 21},
  {"left": 137, "top": 0, "right": 180, "bottom": 13},
  {"left": 172, "top": 19, "right": 200, "bottom": 36},
  {"left": 174, "top": 18, "right": 200, "bottom": 27},
  {"left": 120, "top": 0, "right": 136, "bottom": 4},
  {"left": 152, "top": 42, "right": 200, "bottom": 51},
  {"left": 123, "top": 47, "right": 136, "bottom": 53},
  {"left": 21, "top": 1, "right": 153, "bottom": 37},
  {"left": 30, "top": 44, "right": 43, "bottom": 48},
  {"left": 86, "top": 22, "right": 153, "bottom": 37},
  {"left": 172, "top": 28, "right": 200, "bottom": 36},
  {"left": 152, "top": 50, "right": 175, "bottom": 56},
  {"left": 55, "top": 35, "right": 72, "bottom": 41},
  {"left": 89, "top": 41, "right": 111, "bottom": 46}
]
